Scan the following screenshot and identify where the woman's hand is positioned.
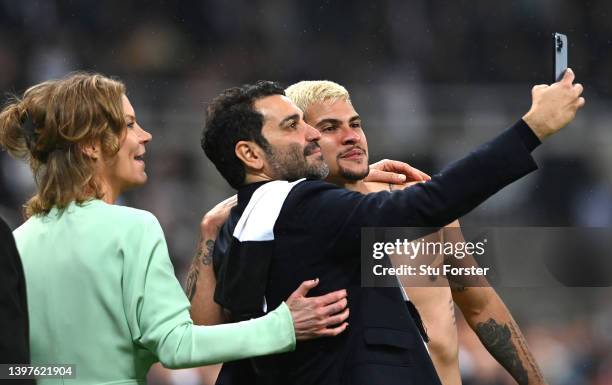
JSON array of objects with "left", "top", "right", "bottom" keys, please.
[{"left": 285, "top": 278, "right": 349, "bottom": 340}]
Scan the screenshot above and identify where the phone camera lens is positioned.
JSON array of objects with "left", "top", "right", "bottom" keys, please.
[{"left": 556, "top": 36, "right": 563, "bottom": 51}]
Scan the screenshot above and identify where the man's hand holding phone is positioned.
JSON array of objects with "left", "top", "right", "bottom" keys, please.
[
  {"left": 521, "top": 32, "right": 583, "bottom": 141},
  {"left": 522, "top": 68, "right": 585, "bottom": 141}
]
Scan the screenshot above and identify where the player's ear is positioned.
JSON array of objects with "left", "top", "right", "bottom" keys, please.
[{"left": 235, "top": 140, "right": 265, "bottom": 171}]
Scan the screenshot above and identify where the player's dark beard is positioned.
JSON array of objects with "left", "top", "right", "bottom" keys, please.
[
  {"left": 265, "top": 142, "right": 329, "bottom": 181},
  {"left": 337, "top": 150, "right": 370, "bottom": 181},
  {"left": 338, "top": 163, "right": 370, "bottom": 181}
]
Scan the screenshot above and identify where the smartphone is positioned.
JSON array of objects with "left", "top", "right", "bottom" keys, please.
[{"left": 553, "top": 32, "right": 568, "bottom": 82}]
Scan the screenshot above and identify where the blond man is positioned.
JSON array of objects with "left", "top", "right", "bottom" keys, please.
[{"left": 284, "top": 80, "right": 548, "bottom": 385}]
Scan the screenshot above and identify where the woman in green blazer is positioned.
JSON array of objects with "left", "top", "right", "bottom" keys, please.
[{"left": 0, "top": 73, "right": 349, "bottom": 384}]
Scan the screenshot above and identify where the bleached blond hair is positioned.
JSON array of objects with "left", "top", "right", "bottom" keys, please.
[{"left": 285, "top": 80, "right": 351, "bottom": 118}]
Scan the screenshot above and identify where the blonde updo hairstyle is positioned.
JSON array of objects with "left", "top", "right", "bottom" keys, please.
[{"left": 0, "top": 73, "right": 127, "bottom": 217}]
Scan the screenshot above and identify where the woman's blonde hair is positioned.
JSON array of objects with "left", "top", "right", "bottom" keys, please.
[{"left": 0, "top": 72, "right": 127, "bottom": 217}]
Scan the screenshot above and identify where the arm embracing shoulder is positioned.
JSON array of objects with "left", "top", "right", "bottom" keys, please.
[{"left": 121, "top": 213, "right": 296, "bottom": 369}]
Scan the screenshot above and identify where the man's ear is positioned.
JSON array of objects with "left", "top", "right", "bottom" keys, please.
[
  {"left": 80, "top": 141, "right": 101, "bottom": 161},
  {"left": 235, "top": 140, "right": 265, "bottom": 171}
]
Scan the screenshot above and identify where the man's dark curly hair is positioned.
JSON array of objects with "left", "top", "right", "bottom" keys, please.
[{"left": 202, "top": 80, "right": 285, "bottom": 189}]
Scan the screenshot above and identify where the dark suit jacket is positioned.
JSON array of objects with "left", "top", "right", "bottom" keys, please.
[
  {"left": 213, "top": 120, "right": 540, "bottom": 385},
  {"left": 0, "top": 216, "right": 34, "bottom": 382}
]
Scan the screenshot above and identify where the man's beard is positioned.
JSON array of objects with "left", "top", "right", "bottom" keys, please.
[
  {"left": 337, "top": 162, "right": 370, "bottom": 181},
  {"left": 337, "top": 150, "right": 370, "bottom": 181},
  {"left": 265, "top": 142, "right": 329, "bottom": 181}
]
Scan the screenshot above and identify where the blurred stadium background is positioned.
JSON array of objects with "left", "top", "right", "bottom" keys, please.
[{"left": 0, "top": 1, "right": 611, "bottom": 384}]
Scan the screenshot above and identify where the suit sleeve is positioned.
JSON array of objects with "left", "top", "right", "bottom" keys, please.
[
  {"left": 122, "top": 213, "right": 296, "bottom": 369},
  {"left": 291, "top": 120, "right": 540, "bottom": 235}
]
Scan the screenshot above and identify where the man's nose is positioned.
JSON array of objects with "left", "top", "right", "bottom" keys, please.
[
  {"left": 341, "top": 125, "right": 360, "bottom": 144},
  {"left": 305, "top": 123, "right": 321, "bottom": 142}
]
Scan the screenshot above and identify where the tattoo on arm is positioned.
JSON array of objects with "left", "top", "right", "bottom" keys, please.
[
  {"left": 202, "top": 239, "right": 215, "bottom": 265},
  {"left": 185, "top": 238, "right": 216, "bottom": 301},
  {"left": 475, "top": 318, "right": 529, "bottom": 384},
  {"left": 185, "top": 262, "right": 199, "bottom": 301},
  {"left": 449, "top": 298, "right": 456, "bottom": 326},
  {"left": 507, "top": 319, "right": 546, "bottom": 384}
]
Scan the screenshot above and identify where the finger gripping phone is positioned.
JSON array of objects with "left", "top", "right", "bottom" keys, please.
[{"left": 553, "top": 32, "right": 568, "bottom": 82}]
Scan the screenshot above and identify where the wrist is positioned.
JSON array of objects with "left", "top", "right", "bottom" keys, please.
[
  {"left": 521, "top": 112, "right": 547, "bottom": 141},
  {"left": 200, "top": 217, "right": 222, "bottom": 237}
]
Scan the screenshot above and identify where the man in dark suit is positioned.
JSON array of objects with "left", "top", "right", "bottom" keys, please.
[
  {"left": 284, "top": 79, "right": 549, "bottom": 385},
  {"left": 0, "top": 215, "right": 34, "bottom": 384},
  {"left": 200, "top": 71, "right": 583, "bottom": 384}
]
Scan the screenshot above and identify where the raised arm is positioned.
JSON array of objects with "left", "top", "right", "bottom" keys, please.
[
  {"left": 355, "top": 72, "right": 582, "bottom": 229},
  {"left": 337, "top": 76, "right": 581, "bottom": 237}
]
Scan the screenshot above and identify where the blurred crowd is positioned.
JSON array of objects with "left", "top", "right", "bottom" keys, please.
[{"left": 1, "top": 1, "right": 611, "bottom": 384}]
